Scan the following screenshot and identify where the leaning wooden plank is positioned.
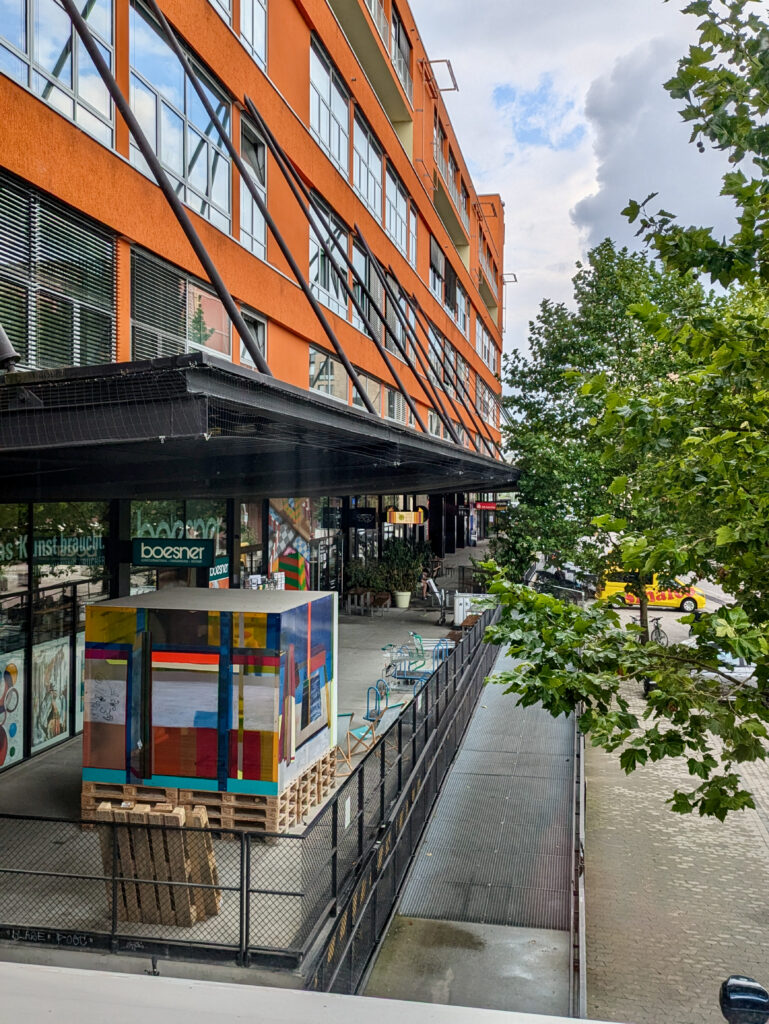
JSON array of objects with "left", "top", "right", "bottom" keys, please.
[
  {"left": 147, "top": 806, "right": 176, "bottom": 926},
  {"left": 94, "top": 803, "right": 124, "bottom": 920},
  {"left": 187, "top": 806, "right": 220, "bottom": 918},
  {"left": 112, "top": 807, "right": 140, "bottom": 923},
  {"left": 128, "top": 805, "right": 160, "bottom": 925},
  {"left": 162, "top": 807, "right": 195, "bottom": 927}
]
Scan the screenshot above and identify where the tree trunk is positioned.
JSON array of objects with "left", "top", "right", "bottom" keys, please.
[{"left": 639, "top": 588, "right": 650, "bottom": 644}]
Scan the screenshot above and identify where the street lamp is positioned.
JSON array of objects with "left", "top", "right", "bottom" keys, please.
[{"left": 0, "top": 321, "right": 21, "bottom": 373}]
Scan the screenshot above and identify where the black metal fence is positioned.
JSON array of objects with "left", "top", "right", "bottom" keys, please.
[
  {"left": 306, "top": 616, "right": 501, "bottom": 992},
  {"left": 0, "top": 607, "right": 499, "bottom": 974}
]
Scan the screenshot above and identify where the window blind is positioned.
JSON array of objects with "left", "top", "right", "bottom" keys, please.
[{"left": 0, "top": 170, "right": 115, "bottom": 369}]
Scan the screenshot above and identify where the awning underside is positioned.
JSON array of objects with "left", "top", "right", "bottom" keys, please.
[{"left": 0, "top": 353, "right": 517, "bottom": 501}]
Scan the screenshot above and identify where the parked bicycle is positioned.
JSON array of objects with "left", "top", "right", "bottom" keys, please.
[{"left": 650, "top": 616, "right": 668, "bottom": 646}]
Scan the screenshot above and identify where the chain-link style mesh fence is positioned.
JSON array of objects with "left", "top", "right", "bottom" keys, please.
[{"left": 0, "top": 607, "right": 498, "bottom": 975}]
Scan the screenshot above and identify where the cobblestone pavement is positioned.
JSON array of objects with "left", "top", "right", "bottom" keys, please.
[{"left": 586, "top": 680, "right": 769, "bottom": 1024}]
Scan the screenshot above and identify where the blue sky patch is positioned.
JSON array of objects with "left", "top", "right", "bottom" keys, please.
[{"left": 493, "top": 75, "right": 586, "bottom": 152}]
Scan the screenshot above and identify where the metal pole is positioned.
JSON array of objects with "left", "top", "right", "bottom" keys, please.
[
  {"left": 353, "top": 231, "right": 461, "bottom": 444},
  {"left": 59, "top": 0, "right": 271, "bottom": 376},
  {"left": 405, "top": 290, "right": 502, "bottom": 458},
  {"left": 140, "top": 0, "right": 377, "bottom": 415},
  {"left": 242, "top": 97, "right": 428, "bottom": 433}
]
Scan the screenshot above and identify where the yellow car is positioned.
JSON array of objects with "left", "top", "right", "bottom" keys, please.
[{"left": 598, "top": 571, "right": 706, "bottom": 613}]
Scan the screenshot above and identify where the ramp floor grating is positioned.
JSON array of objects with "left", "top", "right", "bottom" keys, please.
[{"left": 398, "top": 655, "right": 573, "bottom": 931}]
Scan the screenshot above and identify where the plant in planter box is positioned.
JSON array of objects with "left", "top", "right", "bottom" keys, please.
[{"left": 379, "top": 539, "right": 423, "bottom": 605}]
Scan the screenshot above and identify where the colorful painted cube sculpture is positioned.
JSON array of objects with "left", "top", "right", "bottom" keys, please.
[{"left": 83, "top": 590, "right": 337, "bottom": 796}]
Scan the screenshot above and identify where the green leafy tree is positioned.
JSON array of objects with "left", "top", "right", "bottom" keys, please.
[
  {"left": 494, "top": 240, "right": 706, "bottom": 635},
  {"left": 486, "top": 0, "right": 769, "bottom": 820}
]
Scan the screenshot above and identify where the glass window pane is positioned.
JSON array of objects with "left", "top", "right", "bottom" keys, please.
[
  {"left": 84, "top": 0, "right": 112, "bottom": 43},
  {"left": 188, "top": 284, "right": 230, "bottom": 355},
  {"left": 210, "top": 149, "right": 229, "bottom": 209},
  {"left": 0, "top": 0, "right": 26, "bottom": 52},
  {"left": 32, "top": 71, "right": 73, "bottom": 119},
  {"left": 34, "top": 0, "right": 72, "bottom": 86},
  {"left": 77, "top": 37, "right": 111, "bottom": 117},
  {"left": 130, "top": 72, "right": 157, "bottom": 148},
  {"left": 36, "top": 292, "right": 74, "bottom": 368},
  {"left": 161, "top": 102, "right": 184, "bottom": 175},
  {"left": 187, "top": 127, "right": 209, "bottom": 192},
  {"left": 129, "top": 2, "right": 183, "bottom": 110},
  {"left": 0, "top": 42, "right": 26, "bottom": 83}
]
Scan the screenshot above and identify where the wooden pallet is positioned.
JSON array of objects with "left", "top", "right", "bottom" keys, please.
[
  {"left": 84, "top": 749, "right": 336, "bottom": 836},
  {"left": 82, "top": 781, "right": 179, "bottom": 819},
  {"left": 93, "top": 801, "right": 220, "bottom": 926}
]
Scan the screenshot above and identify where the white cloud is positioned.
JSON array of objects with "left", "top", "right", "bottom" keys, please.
[{"left": 408, "top": 0, "right": 735, "bottom": 353}]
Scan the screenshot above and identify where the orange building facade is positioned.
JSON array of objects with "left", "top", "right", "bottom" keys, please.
[
  {"left": 0, "top": 0, "right": 513, "bottom": 771},
  {"left": 0, "top": 0, "right": 505, "bottom": 441}
]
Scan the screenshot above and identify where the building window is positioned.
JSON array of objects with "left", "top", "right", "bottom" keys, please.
[
  {"left": 352, "top": 370, "right": 381, "bottom": 412},
  {"left": 0, "top": 0, "right": 114, "bottom": 147},
  {"left": 309, "top": 345, "right": 347, "bottom": 402},
  {"left": 0, "top": 172, "right": 115, "bottom": 370},
  {"left": 238, "top": 309, "right": 266, "bottom": 368},
  {"left": 129, "top": 1, "right": 231, "bottom": 232},
  {"left": 456, "top": 284, "right": 469, "bottom": 336},
  {"left": 429, "top": 236, "right": 444, "bottom": 302},
  {"left": 476, "top": 378, "right": 498, "bottom": 426},
  {"left": 408, "top": 202, "right": 418, "bottom": 268},
  {"left": 428, "top": 410, "right": 442, "bottom": 437},
  {"left": 443, "top": 342, "right": 456, "bottom": 396},
  {"left": 309, "top": 40, "right": 349, "bottom": 175},
  {"left": 240, "top": 0, "right": 267, "bottom": 70},
  {"left": 208, "top": 0, "right": 231, "bottom": 23},
  {"left": 390, "top": 3, "right": 412, "bottom": 103},
  {"left": 427, "top": 322, "right": 443, "bottom": 387},
  {"left": 384, "top": 283, "right": 414, "bottom": 359},
  {"left": 131, "top": 248, "right": 230, "bottom": 360},
  {"left": 386, "top": 386, "right": 407, "bottom": 423},
  {"left": 353, "top": 114, "right": 383, "bottom": 218},
  {"left": 385, "top": 166, "right": 416, "bottom": 262},
  {"left": 309, "top": 199, "right": 348, "bottom": 318},
  {"left": 351, "top": 241, "right": 383, "bottom": 338},
  {"left": 240, "top": 120, "right": 266, "bottom": 259}
]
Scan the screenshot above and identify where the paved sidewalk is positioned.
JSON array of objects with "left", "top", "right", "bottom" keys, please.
[{"left": 586, "top": 682, "right": 769, "bottom": 1024}]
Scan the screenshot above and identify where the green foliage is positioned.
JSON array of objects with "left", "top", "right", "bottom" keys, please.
[
  {"left": 494, "top": 239, "right": 706, "bottom": 590},
  {"left": 378, "top": 539, "right": 424, "bottom": 593},
  {"left": 483, "top": 565, "right": 769, "bottom": 820},
  {"left": 490, "top": 0, "right": 769, "bottom": 820}
]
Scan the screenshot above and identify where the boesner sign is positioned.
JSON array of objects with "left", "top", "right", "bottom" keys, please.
[{"left": 131, "top": 539, "right": 215, "bottom": 568}]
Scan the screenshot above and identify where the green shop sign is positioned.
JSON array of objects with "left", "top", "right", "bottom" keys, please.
[{"left": 132, "top": 538, "right": 214, "bottom": 568}]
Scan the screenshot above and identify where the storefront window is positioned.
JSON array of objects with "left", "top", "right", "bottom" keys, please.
[
  {"left": 30, "top": 502, "right": 110, "bottom": 755},
  {"left": 0, "top": 504, "right": 28, "bottom": 770}
]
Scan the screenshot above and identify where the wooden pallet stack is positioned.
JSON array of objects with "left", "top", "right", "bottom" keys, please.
[
  {"left": 93, "top": 802, "right": 221, "bottom": 927},
  {"left": 83, "top": 749, "right": 336, "bottom": 837}
]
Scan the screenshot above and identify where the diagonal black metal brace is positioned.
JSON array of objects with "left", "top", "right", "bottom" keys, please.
[
  {"left": 139, "top": 0, "right": 377, "bottom": 416},
  {"left": 58, "top": 0, "right": 271, "bottom": 376},
  {"left": 243, "top": 97, "right": 432, "bottom": 436}
]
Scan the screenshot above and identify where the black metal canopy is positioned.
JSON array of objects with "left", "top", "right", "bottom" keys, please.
[{"left": 0, "top": 353, "right": 517, "bottom": 502}]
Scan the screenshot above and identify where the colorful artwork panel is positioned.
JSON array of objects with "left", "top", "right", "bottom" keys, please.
[
  {"left": 83, "top": 647, "right": 129, "bottom": 772},
  {"left": 31, "top": 636, "right": 70, "bottom": 754},
  {"left": 0, "top": 649, "right": 25, "bottom": 770},
  {"left": 228, "top": 729, "right": 277, "bottom": 783},
  {"left": 152, "top": 725, "right": 218, "bottom": 778},
  {"left": 86, "top": 605, "right": 137, "bottom": 645}
]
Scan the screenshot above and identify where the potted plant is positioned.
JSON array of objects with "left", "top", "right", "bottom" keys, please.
[{"left": 379, "top": 539, "right": 423, "bottom": 609}]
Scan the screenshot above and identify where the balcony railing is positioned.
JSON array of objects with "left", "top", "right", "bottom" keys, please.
[
  {"left": 363, "top": 0, "right": 388, "bottom": 42},
  {"left": 434, "top": 144, "right": 470, "bottom": 234},
  {"left": 479, "top": 251, "right": 498, "bottom": 297},
  {"left": 391, "top": 46, "right": 413, "bottom": 103}
]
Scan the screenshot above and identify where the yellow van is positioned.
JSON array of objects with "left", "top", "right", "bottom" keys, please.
[{"left": 598, "top": 571, "right": 706, "bottom": 612}]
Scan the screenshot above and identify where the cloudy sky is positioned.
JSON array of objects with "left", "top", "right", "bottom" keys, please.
[{"left": 408, "top": 0, "right": 738, "bottom": 354}]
